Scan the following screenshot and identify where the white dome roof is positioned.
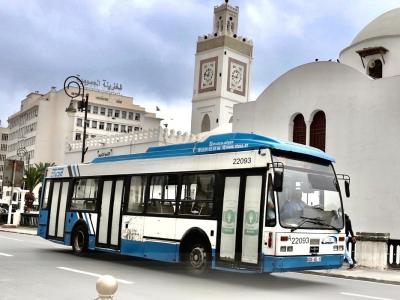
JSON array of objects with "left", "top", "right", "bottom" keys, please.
[{"left": 351, "top": 8, "right": 400, "bottom": 45}]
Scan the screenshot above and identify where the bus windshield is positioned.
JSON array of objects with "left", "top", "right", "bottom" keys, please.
[{"left": 272, "top": 154, "right": 344, "bottom": 231}]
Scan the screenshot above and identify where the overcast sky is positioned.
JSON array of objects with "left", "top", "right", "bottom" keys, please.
[{"left": 1, "top": 0, "right": 400, "bottom": 131}]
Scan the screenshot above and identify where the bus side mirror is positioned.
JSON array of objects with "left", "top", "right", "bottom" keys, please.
[
  {"left": 337, "top": 174, "right": 350, "bottom": 198},
  {"left": 274, "top": 171, "right": 283, "bottom": 192},
  {"left": 345, "top": 180, "right": 350, "bottom": 198}
]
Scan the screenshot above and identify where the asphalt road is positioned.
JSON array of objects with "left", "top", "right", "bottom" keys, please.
[{"left": 0, "top": 231, "right": 398, "bottom": 300}]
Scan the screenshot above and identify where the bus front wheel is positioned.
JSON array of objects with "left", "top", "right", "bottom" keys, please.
[
  {"left": 186, "top": 244, "right": 209, "bottom": 275},
  {"left": 72, "top": 225, "right": 88, "bottom": 255}
]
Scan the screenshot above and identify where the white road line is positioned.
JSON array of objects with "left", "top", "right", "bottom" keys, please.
[
  {"left": 57, "top": 267, "right": 134, "bottom": 284},
  {"left": 341, "top": 292, "right": 395, "bottom": 300},
  {"left": 0, "top": 252, "right": 13, "bottom": 257},
  {"left": 0, "top": 236, "right": 23, "bottom": 242}
]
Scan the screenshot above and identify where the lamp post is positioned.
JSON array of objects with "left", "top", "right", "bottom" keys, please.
[{"left": 64, "top": 76, "right": 89, "bottom": 163}]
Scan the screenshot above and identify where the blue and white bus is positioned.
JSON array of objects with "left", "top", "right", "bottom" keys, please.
[{"left": 38, "top": 132, "right": 349, "bottom": 274}]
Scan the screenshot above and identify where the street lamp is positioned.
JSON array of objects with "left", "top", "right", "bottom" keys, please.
[
  {"left": 17, "top": 147, "right": 30, "bottom": 170},
  {"left": 64, "top": 75, "right": 89, "bottom": 163}
]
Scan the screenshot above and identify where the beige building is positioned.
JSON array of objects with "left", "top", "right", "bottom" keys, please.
[
  {"left": 7, "top": 85, "right": 161, "bottom": 165},
  {"left": 0, "top": 126, "right": 9, "bottom": 199}
]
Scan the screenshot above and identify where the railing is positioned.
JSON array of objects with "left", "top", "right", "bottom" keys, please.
[
  {"left": 388, "top": 239, "right": 400, "bottom": 269},
  {"left": 20, "top": 213, "right": 38, "bottom": 227}
]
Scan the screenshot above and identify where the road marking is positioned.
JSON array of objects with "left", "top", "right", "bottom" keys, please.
[
  {"left": 57, "top": 267, "right": 134, "bottom": 284},
  {"left": 0, "top": 252, "right": 13, "bottom": 257},
  {"left": 0, "top": 236, "right": 23, "bottom": 242},
  {"left": 341, "top": 292, "right": 395, "bottom": 300}
]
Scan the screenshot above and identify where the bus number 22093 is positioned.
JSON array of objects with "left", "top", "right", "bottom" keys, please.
[{"left": 233, "top": 157, "right": 252, "bottom": 165}]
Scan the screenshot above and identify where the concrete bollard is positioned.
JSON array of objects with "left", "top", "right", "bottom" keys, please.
[{"left": 95, "top": 275, "right": 118, "bottom": 300}]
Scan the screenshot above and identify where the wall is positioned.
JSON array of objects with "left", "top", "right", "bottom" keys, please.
[{"left": 64, "top": 127, "right": 200, "bottom": 165}]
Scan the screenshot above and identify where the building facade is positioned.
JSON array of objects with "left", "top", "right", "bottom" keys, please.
[
  {"left": 191, "top": 1, "right": 252, "bottom": 134},
  {"left": 7, "top": 86, "right": 161, "bottom": 165},
  {"left": 0, "top": 126, "right": 9, "bottom": 199},
  {"left": 233, "top": 8, "right": 400, "bottom": 238}
]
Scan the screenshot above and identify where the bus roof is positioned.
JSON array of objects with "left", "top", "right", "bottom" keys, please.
[{"left": 91, "top": 132, "right": 335, "bottom": 164}]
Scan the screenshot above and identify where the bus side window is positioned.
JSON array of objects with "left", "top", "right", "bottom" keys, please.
[
  {"left": 147, "top": 175, "right": 177, "bottom": 215},
  {"left": 179, "top": 174, "right": 214, "bottom": 216},
  {"left": 266, "top": 174, "right": 276, "bottom": 227},
  {"left": 126, "top": 176, "right": 146, "bottom": 213},
  {"left": 70, "top": 178, "right": 99, "bottom": 211}
]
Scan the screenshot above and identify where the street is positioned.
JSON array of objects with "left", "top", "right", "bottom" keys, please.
[{"left": 0, "top": 231, "right": 398, "bottom": 300}]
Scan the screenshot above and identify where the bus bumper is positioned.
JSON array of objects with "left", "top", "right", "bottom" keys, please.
[{"left": 262, "top": 254, "right": 343, "bottom": 273}]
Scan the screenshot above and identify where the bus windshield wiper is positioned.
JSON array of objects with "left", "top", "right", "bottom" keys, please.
[
  {"left": 313, "top": 221, "right": 341, "bottom": 233},
  {"left": 290, "top": 217, "right": 322, "bottom": 232}
]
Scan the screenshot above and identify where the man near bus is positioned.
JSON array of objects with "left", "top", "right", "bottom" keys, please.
[{"left": 344, "top": 214, "right": 356, "bottom": 269}]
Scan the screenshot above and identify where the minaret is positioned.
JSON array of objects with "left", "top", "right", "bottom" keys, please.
[{"left": 191, "top": 0, "right": 253, "bottom": 134}]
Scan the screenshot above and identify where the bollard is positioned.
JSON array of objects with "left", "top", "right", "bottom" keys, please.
[{"left": 95, "top": 275, "right": 118, "bottom": 300}]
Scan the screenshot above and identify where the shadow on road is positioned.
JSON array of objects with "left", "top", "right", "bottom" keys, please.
[{"left": 43, "top": 247, "right": 334, "bottom": 291}]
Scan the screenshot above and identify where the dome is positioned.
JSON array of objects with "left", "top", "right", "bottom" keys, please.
[{"left": 351, "top": 8, "right": 400, "bottom": 46}]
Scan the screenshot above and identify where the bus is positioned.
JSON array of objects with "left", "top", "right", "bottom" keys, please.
[{"left": 37, "top": 132, "right": 349, "bottom": 274}]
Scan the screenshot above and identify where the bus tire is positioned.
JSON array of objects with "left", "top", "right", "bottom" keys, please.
[
  {"left": 71, "top": 225, "right": 88, "bottom": 255},
  {"left": 185, "top": 243, "right": 210, "bottom": 275}
]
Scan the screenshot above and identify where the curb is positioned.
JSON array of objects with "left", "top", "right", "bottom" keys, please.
[
  {"left": 302, "top": 271, "right": 400, "bottom": 286},
  {"left": 0, "top": 228, "right": 37, "bottom": 236}
]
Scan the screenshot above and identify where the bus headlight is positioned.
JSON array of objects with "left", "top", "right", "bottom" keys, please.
[
  {"left": 287, "top": 246, "right": 293, "bottom": 252},
  {"left": 280, "top": 246, "right": 287, "bottom": 252},
  {"left": 333, "top": 246, "right": 338, "bottom": 251},
  {"left": 338, "top": 245, "right": 344, "bottom": 251}
]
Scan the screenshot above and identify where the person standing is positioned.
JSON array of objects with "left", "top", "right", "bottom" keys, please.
[{"left": 344, "top": 214, "right": 356, "bottom": 269}]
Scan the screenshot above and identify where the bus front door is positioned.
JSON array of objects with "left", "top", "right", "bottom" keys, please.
[
  {"left": 97, "top": 178, "right": 124, "bottom": 249},
  {"left": 218, "top": 173, "right": 265, "bottom": 269}
]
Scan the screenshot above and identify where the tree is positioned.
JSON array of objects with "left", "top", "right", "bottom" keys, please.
[{"left": 24, "top": 162, "right": 54, "bottom": 211}]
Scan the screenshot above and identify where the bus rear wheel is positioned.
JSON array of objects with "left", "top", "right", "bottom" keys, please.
[
  {"left": 72, "top": 225, "right": 88, "bottom": 255},
  {"left": 186, "top": 244, "right": 209, "bottom": 275}
]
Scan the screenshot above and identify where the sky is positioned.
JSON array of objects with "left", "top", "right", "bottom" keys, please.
[{"left": 1, "top": 0, "right": 400, "bottom": 131}]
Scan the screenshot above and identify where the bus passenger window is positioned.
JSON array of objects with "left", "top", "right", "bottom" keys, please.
[
  {"left": 179, "top": 174, "right": 215, "bottom": 216},
  {"left": 70, "top": 178, "right": 99, "bottom": 211},
  {"left": 266, "top": 175, "right": 276, "bottom": 227},
  {"left": 147, "top": 175, "right": 177, "bottom": 214},
  {"left": 127, "top": 176, "right": 146, "bottom": 213}
]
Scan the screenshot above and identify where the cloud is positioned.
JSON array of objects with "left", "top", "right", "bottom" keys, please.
[{"left": 1, "top": 0, "right": 400, "bottom": 131}]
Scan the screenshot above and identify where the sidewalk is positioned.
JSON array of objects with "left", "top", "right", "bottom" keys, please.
[
  {"left": 0, "top": 225, "right": 37, "bottom": 235},
  {"left": 305, "top": 265, "right": 400, "bottom": 285}
]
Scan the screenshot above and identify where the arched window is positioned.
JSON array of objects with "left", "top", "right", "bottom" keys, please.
[
  {"left": 201, "top": 114, "right": 211, "bottom": 132},
  {"left": 368, "top": 59, "right": 382, "bottom": 79},
  {"left": 228, "top": 116, "right": 233, "bottom": 123},
  {"left": 292, "top": 114, "right": 306, "bottom": 145},
  {"left": 310, "top": 111, "right": 326, "bottom": 151}
]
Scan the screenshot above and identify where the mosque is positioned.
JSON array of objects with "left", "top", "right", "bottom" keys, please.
[{"left": 191, "top": 2, "right": 400, "bottom": 239}]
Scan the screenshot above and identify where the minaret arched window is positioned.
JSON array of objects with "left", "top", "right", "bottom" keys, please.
[
  {"left": 310, "top": 111, "right": 326, "bottom": 151},
  {"left": 292, "top": 114, "right": 306, "bottom": 145},
  {"left": 368, "top": 59, "right": 382, "bottom": 79},
  {"left": 201, "top": 114, "right": 211, "bottom": 132}
]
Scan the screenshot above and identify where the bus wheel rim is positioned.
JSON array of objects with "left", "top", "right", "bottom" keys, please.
[{"left": 190, "top": 247, "right": 204, "bottom": 268}]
